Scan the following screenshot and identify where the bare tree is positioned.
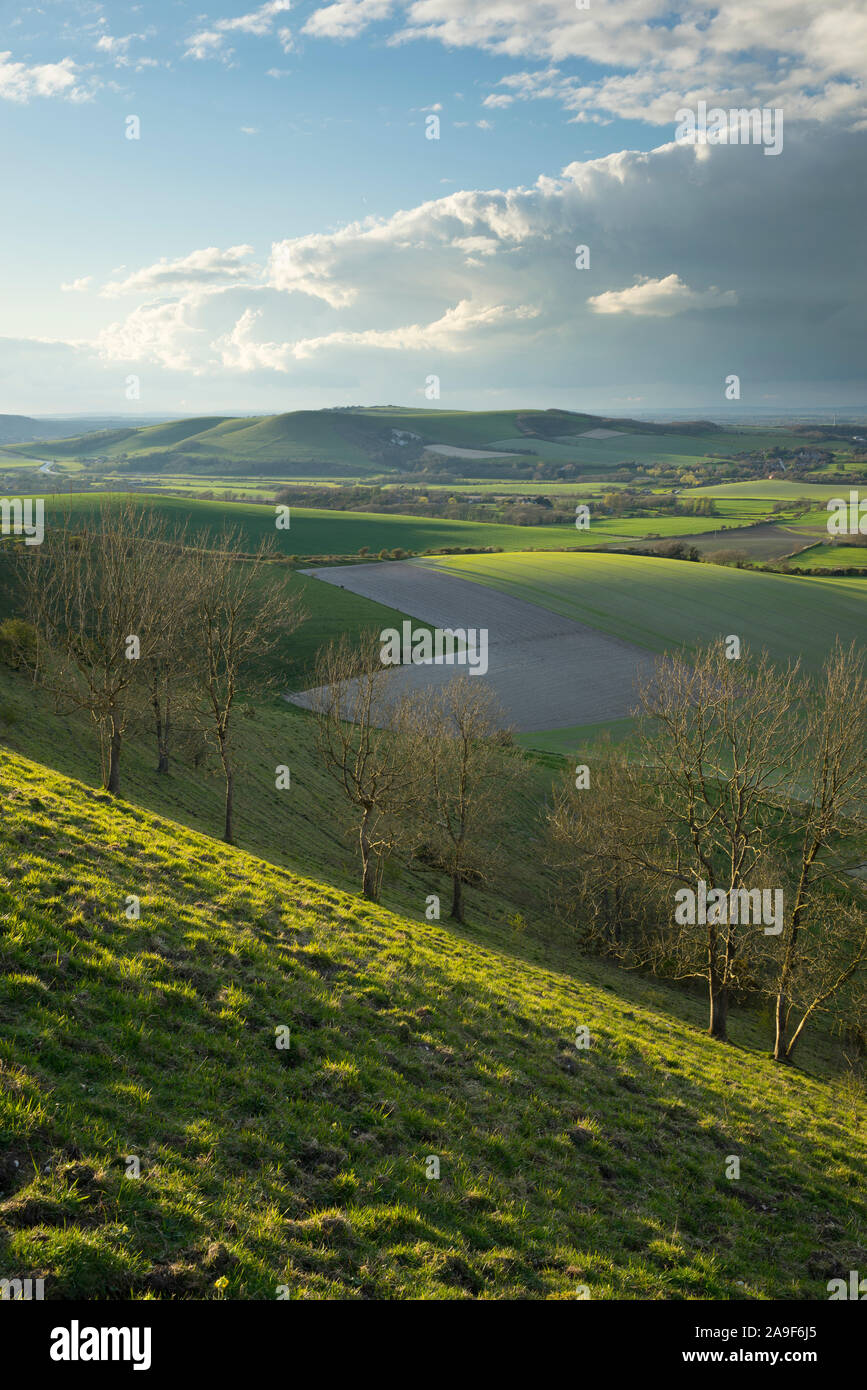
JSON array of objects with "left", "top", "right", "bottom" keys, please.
[
  {"left": 188, "top": 531, "right": 304, "bottom": 844},
  {"left": 21, "top": 499, "right": 172, "bottom": 795},
  {"left": 310, "top": 631, "right": 418, "bottom": 900},
  {"left": 413, "top": 675, "right": 522, "bottom": 923},
  {"left": 140, "top": 534, "right": 198, "bottom": 776},
  {"left": 547, "top": 639, "right": 867, "bottom": 1057},
  {"left": 770, "top": 642, "right": 867, "bottom": 1061}
]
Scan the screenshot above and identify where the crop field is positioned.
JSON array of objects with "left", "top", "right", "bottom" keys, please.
[
  {"left": 785, "top": 543, "right": 867, "bottom": 570},
  {"left": 420, "top": 552, "right": 867, "bottom": 670},
  {"left": 684, "top": 480, "right": 851, "bottom": 502}
]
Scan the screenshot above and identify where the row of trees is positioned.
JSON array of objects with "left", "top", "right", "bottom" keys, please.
[
  {"left": 5, "top": 501, "right": 304, "bottom": 843},
  {"left": 310, "top": 634, "right": 521, "bottom": 919},
  {"left": 547, "top": 641, "right": 867, "bottom": 1062},
  {"left": 2, "top": 503, "right": 864, "bottom": 1065}
]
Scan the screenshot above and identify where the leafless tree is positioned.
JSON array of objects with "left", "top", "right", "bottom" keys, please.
[
  {"left": 21, "top": 499, "right": 172, "bottom": 795},
  {"left": 412, "top": 675, "right": 522, "bottom": 923},
  {"left": 310, "top": 631, "right": 419, "bottom": 900},
  {"left": 188, "top": 531, "right": 304, "bottom": 844},
  {"left": 770, "top": 642, "right": 867, "bottom": 1060},
  {"left": 546, "top": 639, "right": 867, "bottom": 1056}
]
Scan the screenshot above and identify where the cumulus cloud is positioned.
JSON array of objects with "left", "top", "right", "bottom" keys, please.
[
  {"left": 304, "top": 0, "right": 392, "bottom": 40},
  {"left": 0, "top": 51, "right": 90, "bottom": 103},
  {"left": 40, "top": 132, "right": 865, "bottom": 406},
  {"left": 302, "top": 1, "right": 867, "bottom": 130},
  {"left": 588, "top": 274, "right": 738, "bottom": 317},
  {"left": 61, "top": 276, "right": 93, "bottom": 293}
]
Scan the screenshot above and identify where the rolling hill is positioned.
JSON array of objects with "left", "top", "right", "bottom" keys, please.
[
  {"left": 0, "top": 415, "right": 162, "bottom": 447},
  {"left": 1, "top": 746, "right": 864, "bottom": 1299},
  {"left": 1, "top": 407, "right": 816, "bottom": 478}
]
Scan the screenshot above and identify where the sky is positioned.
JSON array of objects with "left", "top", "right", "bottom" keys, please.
[{"left": 0, "top": 0, "right": 865, "bottom": 416}]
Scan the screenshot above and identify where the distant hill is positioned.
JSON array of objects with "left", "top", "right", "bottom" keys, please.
[
  {"left": 1, "top": 406, "right": 730, "bottom": 477},
  {"left": 0, "top": 414, "right": 165, "bottom": 446}
]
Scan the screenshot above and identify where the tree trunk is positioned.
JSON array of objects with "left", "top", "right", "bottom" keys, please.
[
  {"left": 773, "top": 984, "right": 790, "bottom": 1061},
  {"left": 106, "top": 716, "right": 122, "bottom": 796},
  {"left": 153, "top": 686, "right": 170, "bottom": 774},
  {"left": 450, "top": 872, "right": 464, "bottom": 923},
  {"left": 708, "top": 977, "right": 728, "bottom": 1039},
  {"left": 360, "top": 813, "right": 377, "bottom": 900},
  {"left": 220, "top": 739, "right": 234, "bottom": 844}
]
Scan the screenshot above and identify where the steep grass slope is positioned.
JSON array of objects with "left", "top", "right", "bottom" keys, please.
[{"left": 1, "top": 749, "right": 864, "bottom": 1300}]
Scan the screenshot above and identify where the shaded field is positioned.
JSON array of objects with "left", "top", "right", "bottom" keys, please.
[{"left": 2, "top": 747, "right": 864, "bottom": 1300}]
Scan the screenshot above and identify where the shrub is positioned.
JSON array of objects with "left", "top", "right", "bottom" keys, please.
[{"left": 0, "top": 618, "right": 37, "bottom": 670}]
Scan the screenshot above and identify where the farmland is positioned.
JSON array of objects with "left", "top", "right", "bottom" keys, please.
[
  {"left": 419, "top": 551, "right": 867, "bottom": 669},
  {"left": 29, "top": 492, "right": 768, "bottom": 556}
]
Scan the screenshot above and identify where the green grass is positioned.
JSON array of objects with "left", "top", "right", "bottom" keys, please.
[
  {"left": 785, "top": 544, "right": 867, "bottom": 570},
  {"left": 420, "top": 551, "right": 867, "bottom": 669},
  {"left": 685, "top": 481, "right": 852, "bottom": 502},
  {"left": 1, "top": 745, "right": 864, "bottom": 1300},
  {"left": 31, "top": 492, "right": 781, "bottom": 557}
]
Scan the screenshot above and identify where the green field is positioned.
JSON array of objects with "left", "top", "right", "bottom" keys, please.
[
  {"left": 33, "top": 493, "right": 766, "bottom": 556},
  {"left": 685, "top": 480, "right": 850, "bottom": 502},
  {"left": 785, "top": 543, "right": 867, "bottom": 570},
  {"left": 421, "top": 552, "right": 867, "bottom": 669},
  {"left": 2, "top": 745, "right": 864, "bottom": 1299}
]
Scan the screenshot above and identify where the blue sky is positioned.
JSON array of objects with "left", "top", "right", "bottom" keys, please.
[{"left": 1, "top": 1, "right": 865, "bottom": 415}]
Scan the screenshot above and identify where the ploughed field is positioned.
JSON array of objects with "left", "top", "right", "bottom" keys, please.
[
  {"left": 291, "top": 553, "right": 867, "bottom": 737},
  {"left": 290, "top": 561, "right": 656, "bottom": 729}
]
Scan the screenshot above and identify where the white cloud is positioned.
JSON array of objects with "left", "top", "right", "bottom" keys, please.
[
  {"left": 588, "top": 274, "right": 738, "bottom": 317},
  {"left": 61, "top": 276, "right": 93, "bottom": 293},
  {"left": 43, "top": 133, "right": 864, "bottom": 407},
  {"left": 302, "top": 1, "right": 867, "bottom": 130},
  {"left": 0, "top": 51, "right": 90, "bottom": 103},
  {"left": 101, "top": 246, "right": 258, "bottom": 298},
  {"left": 93, "top": 300, "right": 205, "bottom": 372},
  {"left": 304, "top": 0, "right": 392, "bottom": 40},
  {"left": 185, "top": 2, "right": 293, "bottom": 60}
]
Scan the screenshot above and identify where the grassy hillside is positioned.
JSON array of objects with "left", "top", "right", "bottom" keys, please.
[
  {"left": 3, "top": 407, "right": 826, "bottom": 477},
  {"left": 423, "top": 552, "right": 867, "bottom": 670},
  {"left": 1, "top": 746, "right": 864, "bottom": 1300}
]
